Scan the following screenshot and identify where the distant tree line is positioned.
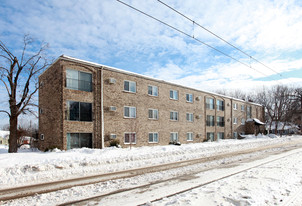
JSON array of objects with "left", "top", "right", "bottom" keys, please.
[{"left": 216, "top": 85, "right": 302, "bottom": 133}]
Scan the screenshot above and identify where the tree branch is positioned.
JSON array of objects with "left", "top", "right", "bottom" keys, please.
[{"left": 0, "top": 110, "right": 11, "bottom": 117}]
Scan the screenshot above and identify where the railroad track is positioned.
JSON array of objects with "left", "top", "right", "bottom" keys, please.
[
  {"left": 1, "top": 139, "right": 302, "bottom": 203},
  {"left": 61, "top": 147, "right": 302, "bottom": 206}
]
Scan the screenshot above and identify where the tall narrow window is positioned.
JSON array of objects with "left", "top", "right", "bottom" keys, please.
[
  {"left": 247, "top": 106, "right": 252, "bottom": 118},
  {"left": 66, "top": 69, "right": 92, "bottom": 92},
  {"left": 148, "top": 109, "right": 158, "bottom": 120},
  {"left": 217, "top": 100, "right": 224, "bottom": 111},
  {"left": 241, "top": 118, "right": 245, "bottom": 125},
  {"left": 186, "top": 94, "right": 193, "bottom": 103},
  {"left": 170, "top": 111, "right": 178, "bottom": 121},
  {"left": 206, "top": 98, "right": 214, "bottom": 110},
  {"left": 217, "top": 116, "right": 225, "bottom": 127},
  {"left": 124, "top": 133, "right": 136, "bottom": 144},
  {"left": 233, "top": 117, "right": 238, "bottom": 124},
  {"left": 233, "top": 103, "right": 238, "bottom": 110},
  {"left": 170, "top": 90, "right": 178, "bottom": 100},
  {"left": 217, "top": 132, "right": 224, "bottom": 140},
  {"left": 148, "top": 85, "right": 158, "bottom": 96},
  {"left": 241, "top": 105, "right": 245, "bottom": 111},
  {"left": 170, "top": 132, "right": 178, "bottom": 142},
  {"left": 186, "top": 113, "right": 194, "bottom": 122},
  {"left": 124, "top": 106, "right": 136, "bottom": 118},
  {"left": 207, "top": 132, "right": 214, "bottom": 141},
  {"left": 124, "top": 80, "right": 136, "bottom": 93},
  {"left": 206, "top": 115, "right": 215, "bottom": 126}
]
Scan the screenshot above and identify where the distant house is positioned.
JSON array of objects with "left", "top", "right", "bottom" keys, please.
[
  {"left": 245, "top": 118, "right": 266, "bottom": 135},
  {"left": 0, "top": 131, "right": 9, "bottom": 145},
  {"left": 266, "top": 122, "right": 299, "bottom": 135}
]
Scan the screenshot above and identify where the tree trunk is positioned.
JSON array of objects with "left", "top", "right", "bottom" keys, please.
[{"left": 8, "top": 102, "right": 18, "bottom": 153}]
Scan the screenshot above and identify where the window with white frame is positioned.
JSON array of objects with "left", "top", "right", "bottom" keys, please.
[
  {"left": 186, "top": 113, "right": 193, "bottom": 122},
  {"left": 148, "top": 132, "right": 158, "bottom": 143},
  {"left": 124, "top": 133, "right": 136, "bottom": 144},
  {"left": 241, "top": 118, "right": 245, "bottom": 125},
  {"left": 170, "top": 111, "right": 178, "bottom": 121},
  {"left": 233, "top": 117, "right": 238, "bottom": 124},
  {"left": 170, "top": 132, "right": 178, "bottom": 142},
  {"left": 233, "top": 132, "right": 238, "bottom": 139},
  {"left": 124, "top": 80, "right": 136, "bottom": 93},
  {"left": 170, "top": 90, "right": 178, "bottom": 100},
  {"left": 148, "top": 85, "right": 158, "bottom": 96},
  {"left": 186, "top": 93, "right": 193, "bottom": 103},
  {"left": 148, "top": 109, "right": 158, "bottom": 120},
  {"left": 217, "top": 132, "right": 224, "bottom": 140},
  {"left": 206, "top": 97, "right": 214, "bottom": 110},
  {"left": 124, "top": 106, "right": 136, "bottom": 118},
  {"left": 206, "top": 115, "right": 215, "bottom": 126},
  {"left": 241, "top": 105, "right": 245, "bottom": 111},
  {"left": 187, "top": 132, "right": 193, "bottom": 141},
  {"left": 216, "top": 100, "right": 224, "bottom": 111},
  {"left": 207, "top": 132, "right": 214, "bottom": 141},
  {"left": 233, "top": 103, "right": 238, "bottom": 110},
  {"left": 66, "top": 69, "right": 92, "bottom": 92}
]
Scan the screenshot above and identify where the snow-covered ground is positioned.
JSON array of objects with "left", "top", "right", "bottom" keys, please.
[{"left": 1, "top": 135, "right": 302, "bottom": 205}]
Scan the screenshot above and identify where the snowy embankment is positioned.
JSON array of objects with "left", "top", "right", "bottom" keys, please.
[{"left": 0, "top": 135, "right": 300, "bottom": 189}]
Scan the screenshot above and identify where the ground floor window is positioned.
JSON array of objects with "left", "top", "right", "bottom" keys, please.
[
  {"left": 67, "top": 133, "right": 92, "bottom": 149},
  {"left": 233, "top": 132, "right": 238, "bottom": 139},
  {"left": 187, "top": 132, "right": 193, "bottom": 141},
  {"left": 207, "top": 132, "right": 214, "bottom": 141},
  {"left": 217, "top": 132, "right": 224, "bottom": 140},
  {"left": 170, "top": 132, "right": 178, "bottom": 142},
  {"left": 124, "top": 133, "right": 136, "bottom": 144},
  {"left": 149, "top": 132, "right": 159, "bottom": 143}
]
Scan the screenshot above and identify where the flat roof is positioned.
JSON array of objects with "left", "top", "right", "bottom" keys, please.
[{"left": 41, "top": 55, "right": 262, "bottom": 107}]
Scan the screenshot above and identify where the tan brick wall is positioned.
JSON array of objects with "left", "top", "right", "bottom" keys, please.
[{"left": 39, "top": 57, "right": 265, "bottom": 150}]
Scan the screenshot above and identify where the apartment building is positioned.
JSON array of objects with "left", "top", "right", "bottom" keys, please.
[{"left": 38, "top": 55, "right": 264, "bottom": 151}]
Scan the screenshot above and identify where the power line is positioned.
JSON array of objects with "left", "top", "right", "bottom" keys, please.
[
  {"left": 157, "top": 0, "right": 282, "bottom": 77},
  {"left": 116, "top": 0, "right": 275, "bottom": 79}
]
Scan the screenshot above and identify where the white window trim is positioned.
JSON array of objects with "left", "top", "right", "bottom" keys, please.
[
  {"left": 186, "top": 113, "right": 194, "bottom": 122},
  {"left": 124, "top": 106, "right": 136, "bottom": 118},
  {"left": 187, "top": 132, "right": 193, "bottom": 141},
  {"left": 148, "top": 85, "right": 158, "bottom": 97},
  {"left": 241, "top": 105, "right": 245, "bottom": 111},
  {"left": 233, "top": 117, "right": 238, "bottom": 124},
  {"left": 170, "top": 132, "right": 179, "bottom": 142},
  {"left": 148, "top": 132, "right": 159, "bottom": 143},
  {"left": 170, "top": 111, "right": 179, "bottom": 121},
  {"left": 186, "top": 93, "right": 193, "bottom": 103},
  {"left": 123, "top": 80, "right": 136, "bottom": 93},
  {"left": 124, "top": 132, "right": 136, "bottom": 144},
  {"left": 233, "top": 103, "right": 238, "bottom": 110},
  {"left": 241, "top": 118, "right": 245, "bottom": 125},
  {"left": 148, "top": 108, "right": 159, "bottom": 120},
  {"left": 170, "top": 90, "right": 179, "bottom": 100}
]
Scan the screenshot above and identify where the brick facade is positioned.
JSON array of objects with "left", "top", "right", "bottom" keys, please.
[{"left": 38, "top": 55, "right": 265, "bottom": 150}]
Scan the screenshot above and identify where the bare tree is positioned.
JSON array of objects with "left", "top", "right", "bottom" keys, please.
[{"left": 0, "top": 35, "right": 50, "bottom": 153}]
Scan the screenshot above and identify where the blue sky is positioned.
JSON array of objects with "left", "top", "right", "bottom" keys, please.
[{"left": 1, "top": 0, "right": 302, "bottom": 127}]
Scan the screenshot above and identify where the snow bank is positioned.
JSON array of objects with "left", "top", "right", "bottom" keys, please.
[{"left": 0, "top": 135, "right": 301, "bottom": 189}]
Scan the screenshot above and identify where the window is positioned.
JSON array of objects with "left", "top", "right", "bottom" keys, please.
[
  {"left": 66, "top": 69, "right": 92, "bottom": 92},
  {"left": 217, "top": 116, "right": 225, "bottom": 127},
  {"left": 217, "top": 132, "right": 224, "bottom": 140},
  {"left": 124, "top": 133, "right": 136, "bottom": 144},
  {"left": 187, "top": 132, "right": 193, "bottom": 141},
  {"left": 149, "top": 133, "right": 159, "bottom": 143},
  {"left": 206, "top": 115, "right": 215, "bottom": 126},
  {"left": 217, "top": 100, "right": 224, "bottom": 111},
  {"left": 206, "top": 98, "right": 214, "bottom": 110},
  {"left": 170, "top": 90, "right": 178, "bottom": 100},
  {"left": 124, "top": 106, "right": 136, "bottom": 118},
  {"left": 247, "top": 106, "right": 252, "bottom": 118},
  {"left": 148, "top": 109, "right": 158, "bottom": 120},
  {"left": 241, "top": 105, "right": 245, "bottom": 111},
  {"left": 186, "top": 94, "right": 193, "bottom": 103},
  {"left": 207, "top": 132, "right": 214, "bottom": 141},
  {"left": 67, "top": 133, "right": 92, "bottom": 149},
  {"left": 148, "top": 85, "right": 158, "bottom": 96},
  {"left": 233, "top": 117, "right": 238, "bottom": 124},
  {"left": 124, "top": 80, "right": 136, "bottom": 93},
  {"left": 186, "top": 113, "right": 194, "bottom": 122},
  {"left": 233, "top": 103, "right": 238, "bottom": 110},
  {"left": 233, "top": 132, "right": 238, "bottom": 139},
  {"left": 170, "top": 132, "right": 178, "bottom": 142},
  {"left": 170, "top": 111, "right": 178, "bottom": 121},
  {"left": 241, "top": 118, "right": 245, "bottom": 125},
  {"left": 67, "top": 101, "right": 92, "bottom": 122}
]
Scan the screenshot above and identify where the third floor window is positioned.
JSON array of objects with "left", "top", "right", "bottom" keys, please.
[
  {"left": 170, "top": 90, "right": 178, "bottom": 100},
  {"left": 206, "top": 98, "right": 214, "bottom": 110},
  {"left": 66, "top": 69, "right": 92, "bottom": 92},
  {"left": 148, "top": 85, "right": 158, "bottom": 96},
  {"left": 124, "top": 80, "right": 136, "bottom": 93},
  {"left": 217, "top": 100, "right": 224, "bottom": 111}
]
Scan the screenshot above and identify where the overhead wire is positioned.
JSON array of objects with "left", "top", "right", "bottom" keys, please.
[
  {"left": 116, "top": 0, "right": 276, "bottom": 79},
  {"left": 157, "top": 0, "right": 282, "bottom": 77}
]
